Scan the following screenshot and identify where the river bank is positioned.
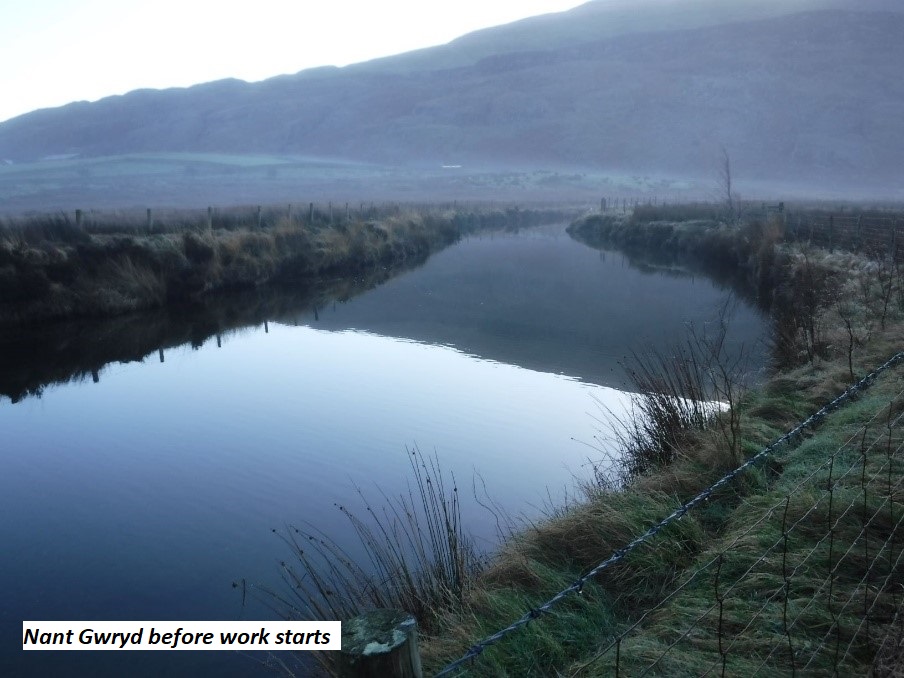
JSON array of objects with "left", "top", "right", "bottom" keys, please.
[
  {"left": 0, "top": 205, "right": 573, "bottom": 326},
  {"left": 414, "top": 208, "right": 904, "bottom": 675}
]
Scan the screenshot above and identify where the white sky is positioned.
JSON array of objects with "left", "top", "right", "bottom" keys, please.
[{"left": 0, "top": 0, "right": 589, "bottom": 124}]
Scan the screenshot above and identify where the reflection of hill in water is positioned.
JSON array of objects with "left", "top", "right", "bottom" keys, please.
[
  {"left": 279, "top": 227, "right": 770, "bottom": 389},
  {"left": 1, "top": 226, "right": 770, "bottom": 404},
  {"left": 0, "top": 260, "right": 425, "bottom": 403}
]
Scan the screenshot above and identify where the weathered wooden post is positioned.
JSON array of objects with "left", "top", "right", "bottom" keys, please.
[
  {"left": 892, "top": 220, "right": 899, "bottom": 260},
  {"left": 75, "top": 209, "right": 83, "bottom": 229},
  {"left": 257, "top": 205, "right": 263, "bottom": 229},
  {"left": 336, "top": 609, "right": 422, "bottom": 678},
  {"left": 146, "top": 208, "right": 152, "bottom": 232}
]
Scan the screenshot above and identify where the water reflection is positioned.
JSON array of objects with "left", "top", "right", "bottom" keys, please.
[
  {"left": 567, "top": 222, "right": 769, "bottom": 311},
  {"left": 279, "top": 224, "right": 768, "bottom": 388},
  {"left": 0, "top": 259, "right": 426, "bottom": 403},
  {"left": 0, "top": 223, "right": 769, "bottom": 677},
  {"left": 0, "top": 224, "right": 767, "bottom": 404},
  {"left": 0, "top": 322, "right": 632, "bottom": 677}
]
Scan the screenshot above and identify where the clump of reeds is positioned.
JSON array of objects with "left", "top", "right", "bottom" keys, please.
[
  {"left": 608, "top": 345, "right": 715, "bottom": 480},
  {"left": 253, "top": 447, "right": 485, "bottom": 633},
  {"left": 596, "top": 306, "right": 749, "bottom": 485},
  {"left": 0, "top": 213, "right": 89, "bottom": 245}
]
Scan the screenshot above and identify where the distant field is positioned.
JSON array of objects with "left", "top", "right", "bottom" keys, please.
[{"left": 0, "top": 152, "right": 701, "bottom": 213}]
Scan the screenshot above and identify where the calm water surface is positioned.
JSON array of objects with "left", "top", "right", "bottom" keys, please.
[{"left": 0, "top": 224, "right": 768, "bottom": 676}]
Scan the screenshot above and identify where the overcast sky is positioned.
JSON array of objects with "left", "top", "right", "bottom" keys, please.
[{"left": 0, "top": 0, "right": 589, "bottom": 124}]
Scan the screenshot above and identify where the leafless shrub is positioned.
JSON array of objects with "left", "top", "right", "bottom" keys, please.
[{"left": 593, "top": 302, "right": 749, "bottom": 485}]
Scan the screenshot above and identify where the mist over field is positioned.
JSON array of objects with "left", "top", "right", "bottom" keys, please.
[{"left": 1, "top": 0, "right": 902, "bottom": 211}]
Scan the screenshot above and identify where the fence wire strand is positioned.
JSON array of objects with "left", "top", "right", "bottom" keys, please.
[
  {"left": 434, "top": 352, "right": 904, "bottom": 677},
  {"left": 616, "top": 408, "right": 904, "bottom": 677},
  {"left": 639, "top": 445, "right": 904, "bottom": 678},
  {"left": 751, "top": 441, "right": 904, "bottom": 674}
]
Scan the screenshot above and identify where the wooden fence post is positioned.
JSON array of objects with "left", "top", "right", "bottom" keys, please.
[
  {"left": 892, "top": 221, "right": 899, "bottom": 260},
  {"left": 337, "top": 609, "right": 422, "bottom": 678}
]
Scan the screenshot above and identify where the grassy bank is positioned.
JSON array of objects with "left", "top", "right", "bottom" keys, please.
[
  {"left": 401, "top": 209, "right": 904, "bottom": 675},
  {"left": 0, "top": 204, "right": 572, "bottom": 325}
]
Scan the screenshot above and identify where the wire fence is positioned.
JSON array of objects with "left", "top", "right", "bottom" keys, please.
[
  {"left": 576, "top": 390, "right": 904, "bottom": 676},
  {"left": 435, "top": 352, "right": 904, "bottom": 677},
  {"left": 0, "top": 201, "right": 574, "bottom": 237},
  {"left": 784, "top": 213, "right": 903, "bottom": 263},
  {"left": 596, "top": 199, "right": 904, "bottom": 263}
]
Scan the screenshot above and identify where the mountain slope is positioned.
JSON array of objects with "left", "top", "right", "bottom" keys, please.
[{"left": 1, "top": 1, "right": 902, "bottom": 197}]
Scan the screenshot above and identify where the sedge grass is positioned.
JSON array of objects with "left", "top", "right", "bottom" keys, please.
[{"left": 253, "top": 447, "right": 485, "bottom": 632}]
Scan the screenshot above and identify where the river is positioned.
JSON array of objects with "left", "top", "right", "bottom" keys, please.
[{"left": 0, "top": 223, "right": 768, "bottom": 677}]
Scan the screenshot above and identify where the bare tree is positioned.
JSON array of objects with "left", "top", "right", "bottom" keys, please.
[
  {"left": 835, "top": 301, "right": 860, "bottom": 380},
  {"left": 718, "top": 147, "right": 739, "bottom": 225}
]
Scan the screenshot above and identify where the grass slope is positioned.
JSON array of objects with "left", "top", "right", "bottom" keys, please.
[{"left": 414, "top": 210, "right": 904, "bottom": 676}]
